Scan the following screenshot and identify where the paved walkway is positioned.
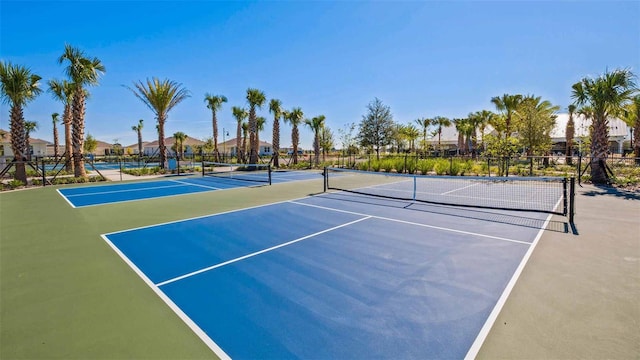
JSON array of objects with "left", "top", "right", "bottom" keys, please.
[{"left": 479, "top": 184, "right": 640, "bottom": 359}]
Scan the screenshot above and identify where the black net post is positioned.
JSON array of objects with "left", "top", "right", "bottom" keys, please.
[
  {"left": 40, "top": 157, "right": 46, "bottom": 187},
  {"left": 562, "top": 177, "right": 568, "bottom": 216},
  {"left": 268, "top": 165, "right": 272, "bottom": 185},
  {"left": 323, "top": 167, "right": 328, "bottom": 192},
  {"left": 487, "top": 158, "right": 491, "bottom": 177},
  {"left": 569, "top": 177, "right": 576, "bottom": 224}
]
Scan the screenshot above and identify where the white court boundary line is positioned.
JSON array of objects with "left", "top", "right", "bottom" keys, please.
[
  {"left": 463, "top": 196, "right": 562, "bottom": 359},
  {"left": 57, "top": 178, "right": 236, "bottom": 208},
  {"left": 289, "top": 200, "right": 530, "bottom": 245},
  {"left": 156, "top": 216, "right": 371, "bottom": 287},
  {"left": 100, "top": 235, "right": 231, "bottom": 360},
  {"left": 64, "top": 183, "right": 188, "bottom": 197}
]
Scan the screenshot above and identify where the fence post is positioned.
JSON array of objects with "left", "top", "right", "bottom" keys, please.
[{"left": 41, "top": 157, "right": 46, "bottom": 187}]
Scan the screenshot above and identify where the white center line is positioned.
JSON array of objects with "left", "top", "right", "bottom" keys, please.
[{"left": 155, "top": 216, "right": 372, "bottom": 287}]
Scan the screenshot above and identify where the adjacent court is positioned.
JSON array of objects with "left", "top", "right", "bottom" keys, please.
[
  {"left": 57, "top": 170, "right": 322, "bottom": 207},
  {"left": 103, "top": 189, "right": 554, "bottom": 359}
]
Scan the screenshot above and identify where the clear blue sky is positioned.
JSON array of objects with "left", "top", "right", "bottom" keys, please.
[{"left": 1, "top": 0, "right": 638, "bottom": 149}]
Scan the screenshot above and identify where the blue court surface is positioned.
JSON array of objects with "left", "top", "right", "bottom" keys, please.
[
  {"left": 102, "top": 192, "right": 553, "bottom": 359},
  {"left": 57, "top": 170, "right": 322, "bottom": 208}
]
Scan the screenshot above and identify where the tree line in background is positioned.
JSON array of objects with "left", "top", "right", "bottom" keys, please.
[{"left": 1, "top": 44, "right": 638, "bottom": 185}]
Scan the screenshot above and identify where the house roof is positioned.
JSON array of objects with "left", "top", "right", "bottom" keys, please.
[
  {"left": 550, "top": 114, "right": 629, "bottom": 140},
  {"left": 219, "top": 138, "right": 272, "bottom": 147},
  {"left": 144, "top": 136, "right": 206, "bottom": 147},
  {"left": 0, "top": 129, "right": 52, "bottom": 145}
]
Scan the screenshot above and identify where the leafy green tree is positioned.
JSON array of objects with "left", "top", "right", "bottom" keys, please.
[
  {"left": 131, "top": 119, "right": 144, "bottom": 157},
  {"left": 232, "top": 106, "right": 248, "bottom": 162},
  {"left": 48, "top": 78, "right": 75, "bottom": 172},
  {"left": 319, "top": 125, "right": 334, "bottom": 162},
  {"left": 204, "top": 94, "right": 227, "bottom": 161},
  {"left": 358, "top": 98, "right": 394, "bottom": 160},
  {"left": 305, "top": 115, "right": 325, "bottom": 165},
  {"left": 127, "top": 78, "right": 190, "bottom": 168},
  {"left": 338, "top": 122, "right": 358, "bottom": 158},
  {"left": 284, "top": 107, "right": 304, "bottom": 164},
  {"left": 269, "top": 99, "right": 283, "bottom": 167},
  {"left": 0, "top": 61, "right": 42, "bottom": 183},
  {"left": 58, "top": 44, "right": 106, "bottom": 178},
  {"left": 566, "top": 104, "right": 576, "bottom": 164},
  {"left": 246, "top": 88, "right": 266, "bottom": 164},
  {"left": 84, "top": 133, "right": 97, "bottom": 154},
  {"left": 51, "top": 113, "right": 60, "bottom": 160},
  {"left": 572, "top": 68, "right": 637, "bottom": 183},
  {"left": 515, "top": 95, "right": 559, "bottom": 156}
]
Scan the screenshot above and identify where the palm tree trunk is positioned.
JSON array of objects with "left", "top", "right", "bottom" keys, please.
[
  {"left": 158, "top": 116, "right": 167, "bottom": 168},
  {"left": 10, "top": 104, "right": 27, "bottom": 183},
  {"left": 590, "top": 116, "right": 610, "bottom": 184},
  {"left": 249, "top": 106, "right": 257, "bottom": 164},
  {"left": 137, "top": 130, "right": 143, "bottom": 157},
  {"left": 273, "top": 118, "right": 280, "bottom": 168},
  {"left": 292, "top": 126, "right": 299, "bottom": 165},
  {"left": 63, "top": 104, "right": 73, "bottom": 173},
  {"left": 314, "top": 133, "right": 320, "bottom": 165},
  {"left": 236, "top": 122, "right": 242, "bottom": 163},
  {"left": 53, "top": 123, "right": 59, "bottom": 161},
  {"left": 72, "top": 89, "right": 87, "bottom": 178},
  {"left": 213, "top": 111, "right": 218, "bottom": 162}
]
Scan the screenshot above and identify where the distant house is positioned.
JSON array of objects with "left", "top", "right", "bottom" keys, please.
[
  {"left": 0, "top": 128, "right": 51, "bottom": 159},
  {"left": 549, "top": 114, "right": 630, "bottom": 155},
  {"left": 218, "top": 138, "right": 273, "bottom": 157},
  {"left": 143, "top": 136, "right": 206, "bottom": 156},
  {"left": 125, "top": 141, "right": 150, "bottom": 155}
]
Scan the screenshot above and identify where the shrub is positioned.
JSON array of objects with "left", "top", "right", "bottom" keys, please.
[{"left": 433, "top": 159, "right": 449, "bottom": 175}]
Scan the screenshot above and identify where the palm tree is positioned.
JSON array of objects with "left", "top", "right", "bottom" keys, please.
[
  {"left": 256, "top": 116, "right": 267, "bottom": 160},
  {"left": 269, "top": 98, "right": 283, "bottom": 167},
  {"left": 566, "top": 104, "right": 576, "bottom": 164},
  {"left": 232, "top": 106, "right": 248, "bottom": 163},
  {"left": 24, "top": 121, "right": 38, "bottom": 160},
  {"left": 131, "top": 119, "right": 144, "bottom": 158},
  {"left": 246, "top": 88, "right": 266, "bottom": 164},
  {"left": 572, "top": 68, "right": 636, "bottom": 184},
  {"left": 127, "top": 78, "right": 190, "bottom": 168},
  {"left": 285, "top": 107, "right": 304, "bottom": 164},
  {"left": 491, "top": 94, "right": 523, "bottom": 138},
  {"left": 241, "top": 121, "right": 249, "bottom": 161},
  {"left": 173, "top": 131, "right": 187, "bottom": 160},
  {"left": 414, "top": 117, "right": 431, "bottom": 154},
  {"left": 402, "top": 124, "right": 420, "bottom": 153},
  {"left": 48, "top": 78, "right": 75, "bottom": 172},
  {"left": 58, "top": 44, "right": 105, "bottom": 178},
  {"left": 305, "top": 115, "right": 325, "bottom": 166},
  {"left": 204, "top": 94, "right": 227, "bottom": 161},
  {"left": 0, "top": 61, "right": 42, "bottom": 183},
  {"left": 51, "top": 113, "right": 60, "bottom": 161},
  {"left": 472, "top": 109, "right": 496, "bottom": 153},
  {"left": 454, "top": 118, "right": 474, "bottom": 155},
  {"left": 432, "top": 116, "right": 451, "bottom": 154}
]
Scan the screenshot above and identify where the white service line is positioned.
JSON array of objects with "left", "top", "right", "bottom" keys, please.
[
  {"left": 289, "top": 200, "right": 531, "bottom": 245},
  {"left": 169, "top": 179, "right": 222, "bottom": 190},
  {"left": 155, "top": 216, "right": 372, "bottom": 287},
  {"left": 440, "top": 183, "right": 479, "bottom": 195}
]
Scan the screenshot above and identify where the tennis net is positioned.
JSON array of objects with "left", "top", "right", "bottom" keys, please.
[
  {"left": 202, "top": 162, "right": 271, "bottom": 185},
  {"left": 324, "top": 167, "right": 574, "bottom": 217}
]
